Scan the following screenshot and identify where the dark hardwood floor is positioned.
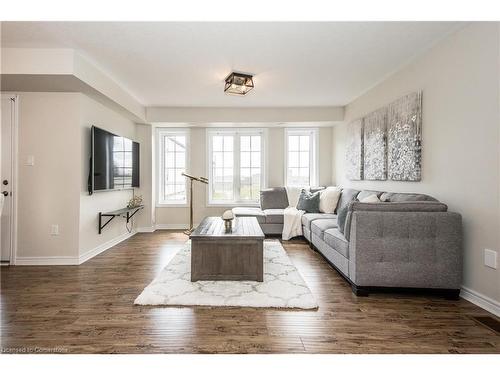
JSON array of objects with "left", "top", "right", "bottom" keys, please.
[{"left": 1, "top": 231, "right": 499, "bottom": 354}]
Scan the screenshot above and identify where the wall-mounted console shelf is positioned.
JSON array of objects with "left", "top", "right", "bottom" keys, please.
[{"left": 98, "top": 205, "right": 144, "bottom": 234}]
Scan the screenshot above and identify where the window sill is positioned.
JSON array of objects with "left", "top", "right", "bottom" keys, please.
[
  {"left": 156, "top": 203, "right": 189, "bottom": 208},
  {"left": 207, "top": 202, "right": 260, "bottom": 208}
]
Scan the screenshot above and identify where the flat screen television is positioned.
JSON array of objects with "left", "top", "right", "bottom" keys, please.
[{"left": 88, "top": 126, "right": 140, "bottom": 194}]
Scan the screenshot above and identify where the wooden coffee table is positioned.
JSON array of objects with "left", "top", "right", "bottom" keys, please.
[{"left": 190, "top": 216, "right": 265, "bottom": 282}]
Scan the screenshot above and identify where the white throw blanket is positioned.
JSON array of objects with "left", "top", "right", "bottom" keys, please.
[{"left": 282, "top": 187, "right": 305, "bottom": 240}]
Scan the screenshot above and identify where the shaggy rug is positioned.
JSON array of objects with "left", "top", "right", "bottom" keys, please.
[{"left": 134, "top": 240, "right": 318, "bottom": 309}]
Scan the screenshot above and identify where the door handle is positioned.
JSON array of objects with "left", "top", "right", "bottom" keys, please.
[{"left": 1, "top": 191, "right": 9, "bottom": 197}]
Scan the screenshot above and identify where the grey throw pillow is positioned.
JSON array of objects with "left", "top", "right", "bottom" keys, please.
[
  {"left": 296, "top": 190, "right": 320, "bottom": 213},
  {"left": 337, "top": 204, "right": 349, "bottom": 234},
  {"left": 337, "top": 189, "right": 361, "bottom": 233},
  {"left": 335, "top": 188, "right": 360, "bottom": 214},
  {"left": 260, "top": 187, "right": 289, "bottom": 209},
  {"left": 379, "top": 192, "right": 438, "bottom": 202}
]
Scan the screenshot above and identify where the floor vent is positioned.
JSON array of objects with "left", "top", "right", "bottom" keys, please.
[{"left": 471, "top": 316, "right": 500, "bottom": 334}]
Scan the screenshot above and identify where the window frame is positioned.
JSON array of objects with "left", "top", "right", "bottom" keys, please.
[
  {"left": 284, "top": 128, "right": 319, "bottom": 187},
  {"left": 206, "top": 128, "right": 267, "bottom": 207},
  {"left": 156, "top": 127, "right": 190, "bottom": 207}
]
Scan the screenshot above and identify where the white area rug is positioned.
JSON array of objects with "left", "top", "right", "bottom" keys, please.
[{"left": 135, "top": 240, "right": 318, "bottom": 309}]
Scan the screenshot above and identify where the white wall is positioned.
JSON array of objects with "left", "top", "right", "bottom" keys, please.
[
  {"left": 14, "top": 92, "right": 334, "bottom": 258},
  {"left": 16, "top": 92, "right": 81, "bottom": 260},
  {"left": 2, "top": 48, "right": 146, "bottom": 122},
  {"left": 15, "top": 91, "right": 144, "bottom": 262},
  {"left": 155, "top": 126, "right": 333, "bottom": 226},
  {"left": 146, "top": 106, "right": 343, "bottom": 123},
  {"left": 78, "top": 94, "right": 138, "bottom": 257},
  {"left": 135, "top": 124, "right": 155, "bottom": 230},
  {"left": 333, "top": 23, "right": 500, "bottom": 304}
]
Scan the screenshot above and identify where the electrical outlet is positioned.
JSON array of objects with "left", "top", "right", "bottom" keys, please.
[
  {"left": 50, "top": 224, "right": 59, "bottom": 236},
  {"left": 484, "top": 249, "right": 497, "bottom": 269}
]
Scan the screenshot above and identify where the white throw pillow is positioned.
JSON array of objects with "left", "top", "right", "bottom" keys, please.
[
  {"left": 359, "top": 194, "right": 381, "bottom": 203},
  {"left": 319, "top": 186, "right": 342, "bottom": 213}
]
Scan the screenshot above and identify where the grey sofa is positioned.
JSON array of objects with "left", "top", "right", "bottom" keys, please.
[
  {"left": 233, "top": 187, "right": 463, "bottom": 298},
  {"left": 232, "top": 187, "right": 289, "bottom": 235}
]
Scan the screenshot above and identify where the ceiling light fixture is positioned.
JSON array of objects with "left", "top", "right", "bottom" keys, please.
[{"left": 224, "top": 72, "right": 254, "bottom": 96}]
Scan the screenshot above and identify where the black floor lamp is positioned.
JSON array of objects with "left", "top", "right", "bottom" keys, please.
[{"left": 182, "top": 172, "right": 208, "bottom": 235}]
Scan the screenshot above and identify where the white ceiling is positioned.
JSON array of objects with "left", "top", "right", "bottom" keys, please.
[{"left": 1, "top": 22, "right": 463, "bottom": 107}]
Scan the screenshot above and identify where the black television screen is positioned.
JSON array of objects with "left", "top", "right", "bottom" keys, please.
[{"left": 89, "top": 126, "right": 140, "bottom": 194}]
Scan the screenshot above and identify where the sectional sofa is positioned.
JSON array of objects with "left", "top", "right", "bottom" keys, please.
[{"left": 232, "top": 187, "right": 463, "bottom": 298}]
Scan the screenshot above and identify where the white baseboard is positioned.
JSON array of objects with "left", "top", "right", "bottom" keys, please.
[
  {"left": 12, "top": 225, "right": 190, "bottom": 266},
  {"left": 460, "top": 286, "right": 500, "bottom": 317},
  {"left": 154, "top": 223, "right": 196, "bottom": 230},
  {"left": 15, "top": 256, "right": 79, "bottom": 266},
  {"left": 15, "top": 231, "right": 137, "bottom": 266},
  {"left": 78, "top": 231, "right": 136, "bottom": 264},
  {"left": 138, "top": 223, "right": 199, "bottom": 230},
  {"left": 137, "top": 226, "right": 156, "bottom": 233},
  {"left": 135, "top": 222, "right": 204, "bottom": 232}
]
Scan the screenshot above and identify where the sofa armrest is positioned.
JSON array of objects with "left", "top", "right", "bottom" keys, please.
[{"left": 348, "top": 210, "right": 463, "bottom": 289}]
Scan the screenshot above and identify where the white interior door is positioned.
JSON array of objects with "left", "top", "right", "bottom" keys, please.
[{"left": 1, "top": 94, "right": 16, "bottom": 262}]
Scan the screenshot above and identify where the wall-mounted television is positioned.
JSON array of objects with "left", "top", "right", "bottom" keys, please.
[{"left": 88, "top": 126, "right": 140, "bottom": 194}]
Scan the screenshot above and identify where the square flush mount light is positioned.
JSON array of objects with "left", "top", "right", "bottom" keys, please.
[{"left": 224, "top": 72, "right": 254, "bottom": 96}]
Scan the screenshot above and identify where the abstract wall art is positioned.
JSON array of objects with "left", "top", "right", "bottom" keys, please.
[
  {"left": 387, "top": 91, "right": 423, "bottom": 181},
  {"left": 345, "top": 118, "right": 364, "bottom": 180},
  {"left": 363, "top": 107, "right": 387, "bottom": 180}
]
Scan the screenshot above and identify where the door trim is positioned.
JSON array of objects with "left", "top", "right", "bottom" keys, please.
[{"left": 2, "top": 93, "right": 19, "bottom": 265}]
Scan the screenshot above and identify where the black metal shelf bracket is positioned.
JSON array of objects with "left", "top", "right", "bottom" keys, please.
[{"left": 98, "top": 205, "right": 144, "bottom": 234}]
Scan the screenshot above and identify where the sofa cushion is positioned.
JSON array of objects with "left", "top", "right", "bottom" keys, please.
[
  {"left": 231, "top": 207, "right": 266, "bottom": 224},
  {"left": 337, "top": 205, "right": 349, "bottom": 234},
  {"left": 379, "top": 192, "right": 438, "bottom": 202},
  {"left": 301, "top": 213, "right": 337, "bottom": 232},
  {"left": 260, "top": 223, "right": 283, "bottom": 235},
  {"left": 311, "top": 219, "right": 339, "bottom": 240},
  {"left": 319, "top": 186, "right": 342, "bottom": 214},
  {"left": 337, "top": 188, "right": 361, "bottom": 233},
  {"left": 263, "top": 209, "right": 285, "bottom": 224},
  {"left": 324, "top": 228, "right": 349, "bottom": 258},
  {"left": 297, "top": 190, "right": 321, "bottom": 213},
  {"left": 336, "top": 188, "right": 360, "bottom": 214},
  {"left": 359, "top": 194, "right": 381, "bottom": 203},
  {"left": 357, "top": 190, "right": 383, "bottom": 201},
  {"left": 260, "top": 187, "right": 289, "bottom": 210}
]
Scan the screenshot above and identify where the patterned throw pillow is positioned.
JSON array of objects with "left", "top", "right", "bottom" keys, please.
[{"left": 296, "top": 190, "right": 320, "bottom": 213}]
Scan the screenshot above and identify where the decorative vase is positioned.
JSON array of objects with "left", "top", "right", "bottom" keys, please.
[{"left": 222, "top": 209, "right": 234, "bottom": 233}]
